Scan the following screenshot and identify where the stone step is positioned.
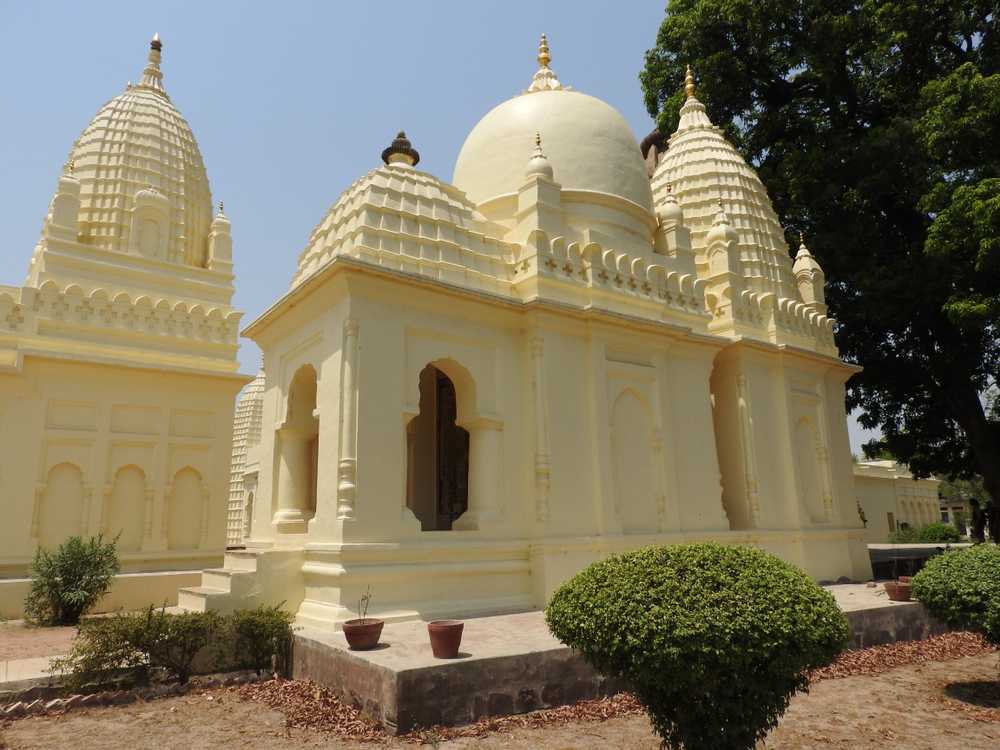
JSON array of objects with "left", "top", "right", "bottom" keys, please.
[
  {"left": 176, "top": 586, "right": 227, "bottom": 613},
  {"left": 223, "top": 550, "right": 260, "bottom": 572},
  {"left": 201, "top": 568, "right": 256, "bottom": 596}
]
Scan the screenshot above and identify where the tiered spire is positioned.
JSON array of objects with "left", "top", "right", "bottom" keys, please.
[
  {"left": 137, "top": 33, "right": 167, "bottom": 96},
  {"left": 685, "top": 64, "right": 696, "bottom": 98},
  {"left": 526, "top": 33, "right": 565, "bottom": 93}
]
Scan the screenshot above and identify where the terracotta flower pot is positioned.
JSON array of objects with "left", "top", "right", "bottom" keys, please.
[
  {"left": 427, "top": 619, "right": 464, "bottom": 658},
  {"left": 897, "top": 575, "right": 912, "bottom": 584},
  {"left": 884, "top": 581, "right": 912, "bottom": 602},
  {"left": 342, "top": 618, "right": 384, "bottom": 650}
]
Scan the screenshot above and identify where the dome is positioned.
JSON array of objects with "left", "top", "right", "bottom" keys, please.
[
  {"left": 651, "top": 69, "right": 795, "bottom": 298},
  {"left": 453, "top": 37, "right": 653, "bottom": 212},
  {"left": 65, "top": 36, "right": 213, "bottom": 266}
]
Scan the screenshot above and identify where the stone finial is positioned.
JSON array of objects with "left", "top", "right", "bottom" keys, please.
[
  {"left": 381, "top": 131, "right": 421, "bottom": 167},
  {"left": 527, "top": 33, "right": 565, "bottom": 93},
  {"left": 138, "top": 33, "right": 166, "bottom": 96},
  {"left": 525, "top": 131, "right": 554, "bottom": 179},
  {"left": 218, "top": 200, "right": 225, "bottom": 215},
  {"left": 685, "top": 65, "right": 696, "bottom": 99}
]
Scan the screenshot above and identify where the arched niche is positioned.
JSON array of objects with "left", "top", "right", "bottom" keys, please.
[
  {"left": 39, "top": 463, "right": 85, "bottom": 549},
  {"left": 610, "top": 389, "right": 658, "bottom": 533},
  {"left": 106, "top": 465, "right": 146, "bottom": 552},
  {"left": 406, "top": 364, "right": 470, "bottom": 531},
  {"left": 167, "top": 467, "right": 203, "bottom": 550},
  {"left": 273, "top": 364, "right": 319, "bottom": 530}
]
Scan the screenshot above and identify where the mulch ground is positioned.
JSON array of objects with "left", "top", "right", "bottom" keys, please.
[{"left": 229, "top": 631, "right": 998, "bottom": 743}]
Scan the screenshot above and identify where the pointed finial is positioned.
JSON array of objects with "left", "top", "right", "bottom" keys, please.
[
  {"left": 67, "top": 159, "right": 75, "bottom": 175},
  {"left": 218, "top": 200, "right": 225, "bottom": 214},
  {"left": 535, "top": 132, "right": 542, "bottom": 148},
  {"left": 527, "top": 33, "right": 565, "bottom": 92},
  {"left": 150, "top": 32, "right": 162, "bottom": 51},
  {"left": 685, "top": 65, "right": 696, "bottom": 98},
  {"left": 138, "top": 33, "right": 166, "bottom": 95},
  {"left": 537, "top": 33, "right": 551, "bottom": 68}
]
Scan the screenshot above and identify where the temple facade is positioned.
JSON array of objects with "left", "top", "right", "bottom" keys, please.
[
  {"left": 175, "top": 36, "right": 869, "bottom": 627},
  {"left": 0, "top": 37, "right": 246, "bottom": 617}
]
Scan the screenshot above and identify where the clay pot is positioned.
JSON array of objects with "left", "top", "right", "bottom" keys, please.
[
  {"left": 342, "top": 618, "right": 384, "bottom": 650},
  {"left": 427, "top": 620, "right": 464, "bottom": 658},
  {"left": 884, "top": 581, "right": 912, "bottom": 602},
  {"left": 897, "top": 575, "right": 913, "bottom": 584}
]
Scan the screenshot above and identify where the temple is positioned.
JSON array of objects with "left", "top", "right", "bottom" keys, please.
[
  {"left": 182, "top": 37, "right": 868, "bottom": 627},
  {"left": 0, "top": 36, "right": 246, "bottom": 614}
]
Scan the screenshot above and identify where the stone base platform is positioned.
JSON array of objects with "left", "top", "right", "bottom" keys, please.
[{"left": 292, "top": 584, "right": 947, "bottom": 734}]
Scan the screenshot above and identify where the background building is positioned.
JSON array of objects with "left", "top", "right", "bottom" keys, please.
[
  {"left": 854, "top": 460, "right": 942, "bottom": 543},
  {"left": 0, "top": 37, "right": 247, "bottom": 618}
]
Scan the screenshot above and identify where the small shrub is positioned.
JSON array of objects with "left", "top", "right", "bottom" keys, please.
[
  {"left": 24, "top": 535, "right": 120, "bottom": 625},
  {"left": 49, "top": 610, "right": 151, "bottom": 690},
  {"left": 137, "top": 607, "right": 222, "bottom": 684},
  {"left": 912, "top": 544, "right": 1000, "bottom": 646},
  {"left": 888, "top": 525, "right": 921, "bottom": 543},
  {"left": 218, "top": 604, "right": 295, "bottom": 674},
  {"left": 545, "top": 544, "right": 849, "bottom": 750},
  {"left": 917, "top": 522, "right": 962, "bottom": 543}
]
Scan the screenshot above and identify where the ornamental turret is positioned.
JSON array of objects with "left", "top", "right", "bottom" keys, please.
[
  {"left": 793, "top": 235, "right": 827, "bottom": 314},
  {"left": 208, "top": 202, "right": 233, "bottom": 274}
]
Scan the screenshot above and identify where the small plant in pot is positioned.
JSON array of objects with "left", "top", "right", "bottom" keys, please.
[{"left": 342, "top": 587, "right": 383, "bottom": 650}]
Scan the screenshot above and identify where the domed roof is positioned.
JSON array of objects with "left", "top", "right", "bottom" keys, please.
[
  {"left": 651, "top": 69, "right": 796, "bottom": 298},
  {"left": 66, "top": 36, "right": 213, "bottom": 266},
  {"left": 452, "top": 36, "right": 653, "bottom": 212}
]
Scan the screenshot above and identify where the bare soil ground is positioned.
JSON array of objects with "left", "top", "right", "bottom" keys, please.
[
  {"left": 0, "top": 621, "right": 76, "bottom": 661},
  {"left": 2, "top": 653, "right": 998, "bottom": 749}
]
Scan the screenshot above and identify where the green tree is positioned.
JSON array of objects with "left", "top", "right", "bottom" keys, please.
[{"left": 641, "top": 1, "right": 1000, "bottom": 529}]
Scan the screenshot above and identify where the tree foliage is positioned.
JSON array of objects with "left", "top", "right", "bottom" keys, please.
[
  {"left": 641, "top": 1, "right": 1000, "bottom": 521},
  {"left": 545, "top": 544, "right": 848, "bottom": 750}
]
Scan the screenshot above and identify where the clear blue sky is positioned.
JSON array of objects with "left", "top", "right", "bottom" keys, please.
[{"left": 0, "top": 0, "right": 878, "bottom": 453}]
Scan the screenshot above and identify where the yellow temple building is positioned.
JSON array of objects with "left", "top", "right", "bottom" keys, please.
[
  {"left": 181, "top": 36, "right": 869, "bottom": 628},
  {"left": 0, "top": 36, "right": 247, "bottom": 618}
]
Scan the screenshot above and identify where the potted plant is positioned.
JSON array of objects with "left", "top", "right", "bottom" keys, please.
[
  {"left": 884, "top": 578, "right": 912, "bottom": 602},
  {"left": 342, "top": 587, "right": 383, "bottom": 650},
  {"left": 427, "top": 619, "right": 464, "bottom": 658}
]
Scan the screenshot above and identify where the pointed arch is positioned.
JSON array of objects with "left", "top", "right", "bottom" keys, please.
[{"left": 106, "top": 464, "right": 146, "bottom": 552}]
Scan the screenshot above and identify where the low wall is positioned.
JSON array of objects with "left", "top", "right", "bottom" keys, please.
[{"left": 0, "top": 570, "right": 203, "bottom": 620}]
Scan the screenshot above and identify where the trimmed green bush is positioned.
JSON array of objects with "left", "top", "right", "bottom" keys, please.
[
  {"left": 218, "top": 604, "right": 295, "bottom": 674},
  {"left": 49, "top": 610, "right": 151, "bottom": 689},
  {"left": 24, "top": 535, "right": 120, "bottom": 625},
  {"left": 545, "top": 544, "right": 849, "bottom": 750},
  {"left": 912, "top": 544, "right": 1000, "bottom": 646},
  {"left": 917, "top": 522, "right": 962, "bottom": 543}
]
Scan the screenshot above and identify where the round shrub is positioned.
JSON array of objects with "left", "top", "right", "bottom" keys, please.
[
  {"left": 917, "top": 522, "right": 962, "bottom": 543},
  {"left": 912, "top": 544, "right": 1000, "bottom": 645},
  {"left": 545, "top": 544, "right": 849, "bottom": 750}
]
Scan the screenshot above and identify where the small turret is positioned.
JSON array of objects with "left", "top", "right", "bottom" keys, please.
[
  {"left": 525, "top": 132, "right": 554, "bottom": 180},
  {"left": 45, "top": 161, "right": 81, "bottom": 240},
  {"left": 208, "top": 201, "right": 233, "bottom": 274},
  {"left": 793, "top": 234, "right": 826, "bottom": 313}
]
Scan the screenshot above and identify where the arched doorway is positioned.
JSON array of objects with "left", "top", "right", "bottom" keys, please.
[{"left": 406, "top": 364, "right": 469, "bottom": 530}]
